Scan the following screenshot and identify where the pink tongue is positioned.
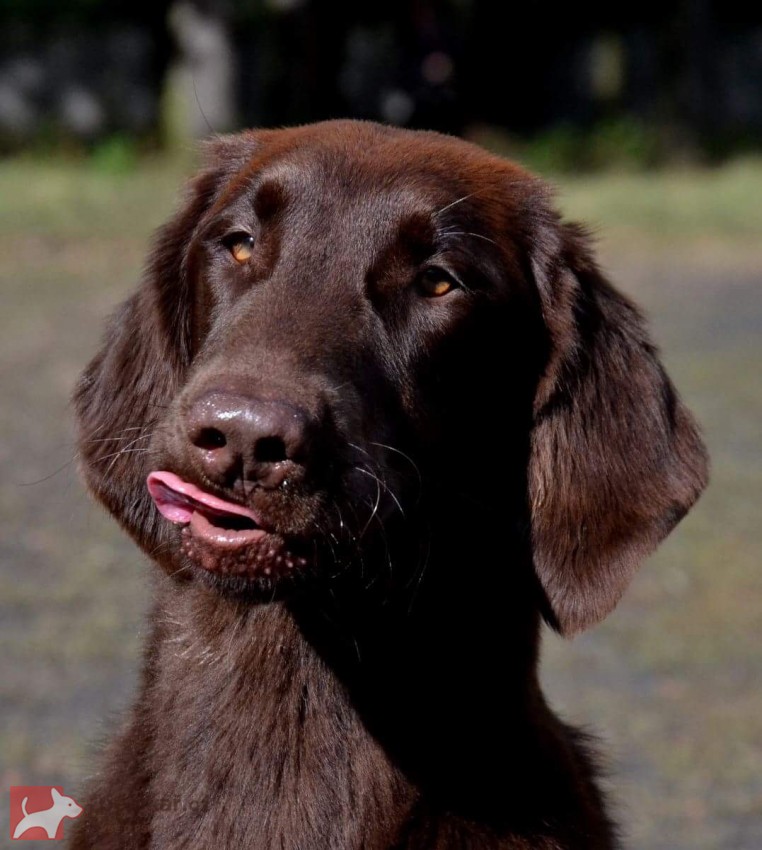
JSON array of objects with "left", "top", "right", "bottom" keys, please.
[{"left": 146, "top": 471, "right": 260, "bottom": 526}]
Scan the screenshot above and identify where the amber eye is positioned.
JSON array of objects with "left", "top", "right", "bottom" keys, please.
[
  {"left": 225, "top": 233, "right": 255, "bottom": 263},
  {"left": 417, "top": 268, "right": 458, "bottom": 298}
]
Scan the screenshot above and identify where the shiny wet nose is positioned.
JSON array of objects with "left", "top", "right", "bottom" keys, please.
[{"left": 185, "top": 392, "right": 312, "bottom": 489}]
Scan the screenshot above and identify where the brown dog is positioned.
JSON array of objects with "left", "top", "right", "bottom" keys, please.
[{"left": 70, "top": 120, "right": 708, "bottom": 849}]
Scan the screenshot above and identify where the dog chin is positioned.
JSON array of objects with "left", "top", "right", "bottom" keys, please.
[
  {"left": 189, "top": 564, "right": 301, "bottom": 600},
  {"left": 180, "top": 524, "right": 309, "bottom": 577}
]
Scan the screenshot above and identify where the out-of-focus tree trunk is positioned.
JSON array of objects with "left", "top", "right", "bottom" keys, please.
[{"left": 165, "top": 0, "right": 236, "bottom": 142}]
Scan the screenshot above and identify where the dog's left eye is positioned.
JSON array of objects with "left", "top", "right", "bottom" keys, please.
[
  {"left": 416, "top": 268, "right": 459, "bottom": 298},
  {"left": 224, "top": 233, "right": 256, "bottom": 263}
]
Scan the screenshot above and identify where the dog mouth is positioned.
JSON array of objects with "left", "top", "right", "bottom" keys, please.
[
  {"left": 146, "top": 470, "right": 308, "bottom": 579},
  {"left": 147, "top": 470, "right": 265, "bottom": 542}
]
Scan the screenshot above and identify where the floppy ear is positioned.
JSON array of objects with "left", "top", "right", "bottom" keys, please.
[
  {"left": 73, "top": 133, "right": 259, "bottom": 549},
  {"left": 528, "top": 219, "right": 708, "bottom": 637}
]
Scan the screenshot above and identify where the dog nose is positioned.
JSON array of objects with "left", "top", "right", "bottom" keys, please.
[{"left": 185, "top": 391, "right": 313, "bottom": 489}]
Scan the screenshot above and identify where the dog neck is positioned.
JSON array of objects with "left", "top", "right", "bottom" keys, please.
[
  {"left": 146, "top": 584, "right": 412, "bottom": 847},
  {"left": 141, "top": 538, "right": 591, "bottom": 848}
]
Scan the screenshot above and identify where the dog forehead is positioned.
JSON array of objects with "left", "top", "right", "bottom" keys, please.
[
  {"left": 224, "top": 121, "right": 528, "bottom": 222},
  {"left": 255, "top": 120, "right": 481, "bottom": 175},
  {"left": 247, "top": 154, "right": 451, "bottom": 228}
]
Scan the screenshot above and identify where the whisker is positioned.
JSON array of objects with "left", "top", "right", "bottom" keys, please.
[
  {"left": 332, "top": 498, "right": 365, "bottom": 581},
  {"left": 94, "top": 447, "right": 151, "bottom": 464},
  {"left": 435, "top": 193, "right": 476, "bottom": 216},
  {"left": 167, "top": 563, "right": 193, "bottom": 580},
  {"left": 18, "top": 454, "right": 79, "bottom": 487},
  {"left": 92, "top": 428, "right": 157, "bottom": 474},
  {"left": 368, "top": 441, "right": 422, "bottom": 487},
  {"left": 441, "top": 229, "right": 499, "bottom": 248},
  {"left": 359, "top": 475, "right": 382, "bottom": 539},
  {"left": 358, "top": 495, "right": 394, "bottom": 591},
  {"left": 148, "top": 540, "right": 173, "bottom": 561},
  {"left": 84, "top": 431, "right": 154, "bottom": 445},
  {"left": 406, "top": 528, "right": 432, "bottom": 614},
  {"left": 353, "top": 466, "right": 405, "bottom": 519}
]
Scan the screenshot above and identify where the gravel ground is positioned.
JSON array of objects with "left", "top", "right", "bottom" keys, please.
[{"left": 1, "top": 159, "right": 760, "bottom": 847}]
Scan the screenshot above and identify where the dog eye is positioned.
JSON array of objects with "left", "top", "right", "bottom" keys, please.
[
  {"left": 224, "top": 233, "right": 256, "bottom": 263},
  {"left": 416, "top": 268, "right": 458, "bottom": 298}
]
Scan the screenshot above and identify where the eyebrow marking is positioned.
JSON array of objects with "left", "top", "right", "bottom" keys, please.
[
  {"left": 254, "top": 180, "right": 286, "bottom": 219},
  {"left": 437, "top": 228, "right": 499, "bottom": 248}
]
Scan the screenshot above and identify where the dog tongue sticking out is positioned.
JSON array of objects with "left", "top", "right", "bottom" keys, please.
[{"left": 146, "top": 471, "right": 266, "bottom": 547}]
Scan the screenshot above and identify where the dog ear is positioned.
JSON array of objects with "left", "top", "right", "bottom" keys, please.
[
  {"left": 73, "top": 134, "right": 259, "bottom": 549},
  {"left": 527, "top": 217, "right": 708, "bottom": 637}
]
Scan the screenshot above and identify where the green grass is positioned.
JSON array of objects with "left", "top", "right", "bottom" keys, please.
[
  {"left": 556, "top": 157, "right": 762, "bottom": 242},
  {"left": 0, "top": 156, "right": 188, "bottom": 238},
  {"left": 1, "top": 154, "right": 760, "bottom": 848},
  {"left": 472, "top": 124, "right": 762, "bottom": 243}
]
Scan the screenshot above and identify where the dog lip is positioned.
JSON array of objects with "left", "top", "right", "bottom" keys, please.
[
  {"left": 187, "top": 510, "right": 266, "bottom": 547},
  {"left": 146, "top": 470, "right": 262, "bottom": 531}
]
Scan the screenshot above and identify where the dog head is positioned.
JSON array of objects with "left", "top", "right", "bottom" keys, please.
[{"left": 74, "top": 120, "right": 707, "bottom": 635}]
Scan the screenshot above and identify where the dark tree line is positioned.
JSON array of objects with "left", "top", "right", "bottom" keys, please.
[{"left": 1, "top": 0, "right": 760, "bottom": 153}]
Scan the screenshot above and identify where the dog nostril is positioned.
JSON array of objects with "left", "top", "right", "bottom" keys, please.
[
  {"left": 194, "top": 427, "right": 227, "bottom": 451},
  {"left": 254, "top": 436, "right": 288, "bottom": 463}
]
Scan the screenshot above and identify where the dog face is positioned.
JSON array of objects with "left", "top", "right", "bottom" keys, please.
[{"left": 75, "top": 121, "right": 707, "bottom": 635}]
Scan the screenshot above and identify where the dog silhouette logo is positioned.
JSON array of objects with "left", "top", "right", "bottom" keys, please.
[{"left": 10, "top": 786, "right": 83, "bottom": 840}]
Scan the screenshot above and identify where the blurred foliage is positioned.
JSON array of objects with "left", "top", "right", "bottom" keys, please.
[
  {"left": 471, "top": 114, "right": 762, "bottom": 175},
  {"left": 89, "top": 135, "right": 140, "bottom": 175},
  {"left": 474, "top": 118, "right": 663, "bottom": 175}
]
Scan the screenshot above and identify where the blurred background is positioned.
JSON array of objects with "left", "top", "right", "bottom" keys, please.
[{"left": 0, "top": 2, "right": 760, "bottom": 847}]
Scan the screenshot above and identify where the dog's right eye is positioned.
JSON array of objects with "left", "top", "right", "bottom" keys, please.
[
  {"left": 223, "top": 233, "right": 256, "bottom": 264},
  {"left": 416, "top": 267, "right": 460, "bottom": 298}
]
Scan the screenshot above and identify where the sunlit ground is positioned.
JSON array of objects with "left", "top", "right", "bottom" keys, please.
[{"left": 1, "top": 155, "right": 760, "bottom": 848}]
